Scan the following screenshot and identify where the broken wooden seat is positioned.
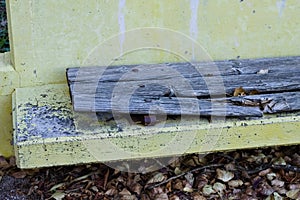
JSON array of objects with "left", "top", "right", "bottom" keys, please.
[
  {"left": 67, "top": 56, "right": 300, "bottom": 118},
  {"left": 13, "top": 56, "right": 300, "bottom": 168}
]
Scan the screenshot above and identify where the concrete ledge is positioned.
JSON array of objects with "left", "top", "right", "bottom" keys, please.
[{"left": 13, "top": 84, "right": 300, "bottom": 168}]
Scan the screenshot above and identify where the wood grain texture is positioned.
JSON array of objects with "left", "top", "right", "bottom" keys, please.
[{"left": 67, "top": 56, "right": 300, "bottom": 117}]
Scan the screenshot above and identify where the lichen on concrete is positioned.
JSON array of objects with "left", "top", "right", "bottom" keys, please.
[{"left": 16, "top": 103, "right": 81, "bottom": 142}]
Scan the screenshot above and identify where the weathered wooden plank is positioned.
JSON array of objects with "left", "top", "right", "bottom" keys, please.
[
  {"left": 67, "top": 56, "right": 300, "bottom": 117},
  {"left": 74, "top": 95, "right": 263, "bottom": 117},
  {"left": 67, "top": 56, "right": 300, "bottom": 97},
  {"left": 68, "top": 71, "right": 299, "bottom": 97},
  {"left": 67, "top": 56, "right": 300, "bottom": 82},
  {"left": 72, "top": 92, "right": 300, "bottom": 117}
]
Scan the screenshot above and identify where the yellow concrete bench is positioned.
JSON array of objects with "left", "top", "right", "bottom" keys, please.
[{"left": 1, "top": 0, "right": 299, "bottom": 168}]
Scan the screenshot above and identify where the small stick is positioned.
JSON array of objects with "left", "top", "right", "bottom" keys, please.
[
  {"left": 271, "top": 164, "right": 300, "bottom": 172},
  {"left": 146, "top": 163, "right": 223, "bottom": 189}
]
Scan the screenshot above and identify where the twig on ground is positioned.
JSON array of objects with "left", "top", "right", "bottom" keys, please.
[
  {"left": 272, "top": 164, "right": 300, "bottom": 172},
  {"left": 146, "top": 163, "right": 223, "bottom": 189}
]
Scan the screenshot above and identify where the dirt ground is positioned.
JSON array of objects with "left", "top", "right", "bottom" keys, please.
[{"left": 1, "top": 145, "right": 300, "bottom": 199}]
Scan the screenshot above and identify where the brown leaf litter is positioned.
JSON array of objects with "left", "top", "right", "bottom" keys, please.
[{"left": 0, "top": 145, "right": 300, "bottom": 199}]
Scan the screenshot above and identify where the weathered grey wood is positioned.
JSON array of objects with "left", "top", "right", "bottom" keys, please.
[
  {"left": 68, "top": 71, "right": 299, "bottom": 97},
  {"left": 72, "top": 92, "right": 300, "bottom": 117},
  {"left": 67, "top": 56, "right": 300, "bottom": 82},
  {"left": 67, "top": 56, "right": 300, "bottom": 117},
  {"left": 73, "top": 94, "right": 263, "bottom": 117}
]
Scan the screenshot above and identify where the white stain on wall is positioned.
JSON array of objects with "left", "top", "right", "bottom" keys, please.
[
  {"left": 276, "top": 0, "right": 286, "bottom": 17},
  {"left": 190, "top": 0, "right": 199, "bottom": 60},
  {"left": 118, "top": 0, "right": 126, "bottom": 54}
]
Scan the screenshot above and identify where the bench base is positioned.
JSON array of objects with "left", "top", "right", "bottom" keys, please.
[{"left": 13, "top": 84, "right": 300, "bottom": 168}]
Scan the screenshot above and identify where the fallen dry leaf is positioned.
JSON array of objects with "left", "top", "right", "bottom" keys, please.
[
  {"left": 266, "top": 172, "right": 277, "bottom": 181},
  {"left": 289, "top": 184, "right": 300, "bottom": 190},
  {"left": 233, "top": 86, "right": 246, "bottom": 96},
  {"left": 216, "top": 168, "right": 234, "bottom": 182},
  {"left": 11, "top": 171, "right": 27, "bottom": 179},
  {"left": 184, "top": 172, "right": 194, "bottom": 186},
  {"left": 105, "top": 188, "right": 118, "bottom": 196},
  {"left": 292, "top": 153, "right": 300, "bottom": 166},
  {"left": 173, "top": 179, "right": 183, "bottom": 190},
  {"left": 273, "top": 192, "right": 284, "bottom": 200},
  {"left": 259, "top": 168, "right": 272, "bottom": 176},
  {"left": 174, "top": 167, "right": 182, "bottom": 175},
  {"left": 275, "top": 187, "right": 287, "bottom": 195},
  {"left": 146, "top": 172, "right": 166, "bottom": 186},
  {"left": 49, "top": 183, "right": 65, "bottom": 192},
  {"left": 245, "top": 186, "right": 254, "bottom": 196},
  {"left": 165, "top": 181, "right": 172, "bottom": 192},
  {"left": 169, "top": 194, "right": 180, "bottom": 200},
  {"left": 130, "top": 182, "right": 142, "bottom": 195},
  {"left": 224, "top": 163, "right": 236, "bottom": 171},
  {"left": 183, "top": 156, "right": 198, "bottom": 167},
  {"left": 50, "top": 191, "right": 65, "bottom": 200},
  {"left": 152, "top": 187, "right": 163, "bottom": 195},
  {"left": 202, "top": 185, "right": 215, "bottom": 196},
  {"left": 213, "top": 182, "right": 226, "bottom": 194},
  {"left": 119, "top": 188, "right": 131, "bottom": 196},
  {"left": 195, "top": 174, "right": 208, "bottom": 190},
  {"left": 271, "top": 179, "right": 285, "bottom": 187},
  {"left": 90, "top": 186, "right": 98, "bottom": 192},
  {"left": 183, "top": 182, "right": 193, "bottom": 193},
  {"left": 286, "top": 189, "right": 300, "bottom": 199},
  {"left": 273, "top": 157, "right": 286, "bottom": 165},
  {"left": 265, "top": 192, "right": 283, "bottom": 200},
  {"left": 191, "top": 192, "right": 207, "bottom": 200},
  {"left": 228, "top": 180, "right": 243, "bottom": 188},
  {"left": 259, "top": 182, "right": 274, "bottom": 196}
]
